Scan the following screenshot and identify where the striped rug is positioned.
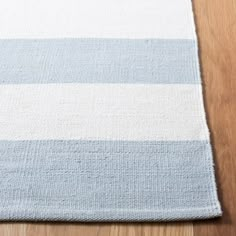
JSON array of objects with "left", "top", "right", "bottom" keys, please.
[{"left": 0, "top": 0, "right": 221, "bottom": 221}]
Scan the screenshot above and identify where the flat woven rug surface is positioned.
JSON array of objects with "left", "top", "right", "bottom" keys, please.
[{"left": 0, "top": 0, "right": 221, "bottom": 221}]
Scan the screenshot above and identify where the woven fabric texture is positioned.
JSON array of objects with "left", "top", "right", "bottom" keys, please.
[{"left": 0, "top": 0, "right": 221, "bottom": 221}]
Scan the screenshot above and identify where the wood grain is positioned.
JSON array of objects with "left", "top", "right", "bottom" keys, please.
[
  {"left": 0, "top": 223, "right": 193, "bottom": 236},
  {"left": 0, "top": 0, "right": 235, "bottom": 235},
  {"left": 193, "top": 0, "right": 236, "bottom": 235}
]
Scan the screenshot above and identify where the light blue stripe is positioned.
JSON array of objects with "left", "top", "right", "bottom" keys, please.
[
  {"left": 0, "top": 39, "right": 200, "bottom": 84},
  {"left": 0, "top": 140, "right": 221, "bottom": 221}
]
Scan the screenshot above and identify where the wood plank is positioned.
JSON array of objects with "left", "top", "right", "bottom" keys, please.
[
  {"left": 193, "top": 0, "right": 236, "bottom": 235},
  {"left": 0, "top": 223, "right": 193, "bottom": 236}
]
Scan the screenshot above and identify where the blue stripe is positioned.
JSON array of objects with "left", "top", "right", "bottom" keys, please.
[
  {"left": 0, "top": 39, "right": 200, "bottom": 84},
  {"left": 0, "top": 140, "right": 221, "bottom": 221}
]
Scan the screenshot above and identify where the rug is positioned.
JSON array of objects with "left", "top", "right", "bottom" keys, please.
[{"left": 0, "top": 0, "right": 222, "bottom": 221}]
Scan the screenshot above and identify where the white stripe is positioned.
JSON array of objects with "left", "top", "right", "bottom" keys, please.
[
  {"left": 0, "top": 84, "right": 208, "bottom": 141},
  {"left": 0, "top": 0, "right": 195, "bottom": 39}
]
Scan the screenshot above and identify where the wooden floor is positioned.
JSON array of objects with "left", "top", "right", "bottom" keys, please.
[{"left": 1, "top": 0, "right": 236, "bottom": 235}]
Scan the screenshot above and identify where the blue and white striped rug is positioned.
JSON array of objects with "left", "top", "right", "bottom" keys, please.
[{"left": 0, "top": 0, "right": 221, "bottom": 221}]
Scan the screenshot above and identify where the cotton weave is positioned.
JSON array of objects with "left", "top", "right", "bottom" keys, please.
[{"left": 0, "top": 0, "right": 222, "bottom": 221}]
